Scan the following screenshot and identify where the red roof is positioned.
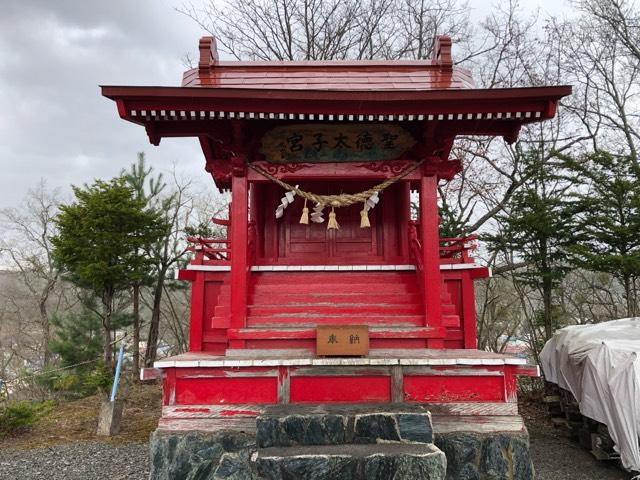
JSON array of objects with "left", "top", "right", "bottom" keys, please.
[
  {"left": 101, "top": 35, "right": 572, "bottom": 150},
  {"left": 181, "top": 35, "right": 474, "bottom": 92},
  {"left": 182, "top": 60, "right": 475, "bottom": 91}
]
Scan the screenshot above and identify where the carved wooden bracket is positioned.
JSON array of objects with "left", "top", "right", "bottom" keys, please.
[
  {"left": 251, "top": 162, "right": 312, "bottom": 176},
  {"left": 355, "top": 161, "right": 413, "bottom": 175}
]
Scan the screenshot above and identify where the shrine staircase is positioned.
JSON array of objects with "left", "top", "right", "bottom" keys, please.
[{"left": 210, "top": 271, "right": 460, "bottom": 351}]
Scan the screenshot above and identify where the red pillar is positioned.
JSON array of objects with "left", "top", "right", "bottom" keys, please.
[
  {"left": 420, "top": 175, "right": 444, "bottom": 348},
  {"left": 188, "top": 272, "right": 205, "bottom": 352},
  {"left": 230, "top": 163, "right": 249, "bottom": 338}
]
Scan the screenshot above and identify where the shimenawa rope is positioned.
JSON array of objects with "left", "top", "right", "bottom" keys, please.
[{"left": 248, "top": 160, "right": 424, "bottom": 208}]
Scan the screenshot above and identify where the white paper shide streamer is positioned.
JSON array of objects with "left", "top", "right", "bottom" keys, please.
[
  {"left": 275, "top": 186, "right": 299, "bottom": 219},
  {"left": 310, "top": 203, "right": 325, "bottom": 223}
]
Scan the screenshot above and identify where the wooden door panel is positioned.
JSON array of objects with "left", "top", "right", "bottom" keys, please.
[{"left": 278, "top": 181, "right": 385, "bottom": 263}]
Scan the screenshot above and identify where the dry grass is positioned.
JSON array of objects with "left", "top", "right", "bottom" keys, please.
[{"left": 0, "top": 380, "right": 162, "bottom": 450}]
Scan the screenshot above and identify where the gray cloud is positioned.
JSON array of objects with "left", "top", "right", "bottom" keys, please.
[
  {"left": 0, "top": 0, "right": 208, "bottom": 207},
  {"left": 0, "top": 0, "right": 569, "bottom": 208}
]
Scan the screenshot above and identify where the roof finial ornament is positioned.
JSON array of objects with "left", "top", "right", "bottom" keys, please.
[
  {"left": 434, "top": 35, "right": 453, "bottom": 73},
  {"left": 198, "top": 36, "right": 219, "bottom": 75}
]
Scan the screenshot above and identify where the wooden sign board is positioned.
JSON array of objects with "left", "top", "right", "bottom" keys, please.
[
  {"left": 316, "top": 325, "right": 369, "bottom": 356},
  {"left": 260, "top": 124, "right": 415, "bottom": 164}
]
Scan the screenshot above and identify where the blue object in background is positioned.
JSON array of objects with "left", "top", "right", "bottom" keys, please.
[{"left": 110, "top": 342, "right": 125, "bottom": 402}]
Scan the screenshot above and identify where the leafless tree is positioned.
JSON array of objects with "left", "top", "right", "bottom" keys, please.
[
  {"left": 142, "top": 176, "right": 229, "bottom": 367},
  {"left": 0, "top": 182, "right": 68, "bottom": 366},
  {"left": 178, "top": 0, "right": 484, "bottom": 61}
]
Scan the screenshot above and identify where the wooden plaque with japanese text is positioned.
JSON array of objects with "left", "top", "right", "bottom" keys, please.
[
  {"left": 260, "top": 124, "right": 415, "bottom": 164},
  {"left": 316, "top": 325, "right": 369, "bottom": 356}
]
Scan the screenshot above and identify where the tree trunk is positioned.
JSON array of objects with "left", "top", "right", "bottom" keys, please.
[
  {"left": 132, "top": 284, "right": 140, "bottom": 377},
  {"left": 144, "top": 268, "right": 167, "bottom": 368},
  {"left": 542, "top": 276, "right": 554, "bottom": 341},
  {"left": 40, "top": 301, "right": 51, "bottom": 367},
  {"left": 624, "top": 275, "right": 633, "bottom": 317},
  {"left": 102, "top": 290, "right": 114, "bottom": 369}
]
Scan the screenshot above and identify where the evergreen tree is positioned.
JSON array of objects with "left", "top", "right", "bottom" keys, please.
[
  {"left": 488, "top": 151, "right": 574, "bottom": 340},
  {"left": 562, "top": 151, "right": 640, "bottom": 316},
  {"left": 49, "top": 305, "right": 103, "bottom": 369},
  {"left": 121, "top": 152, "right": 169, "bottom": 376},
  {"left": 51, "top": 178, "right": 166, "bottom": 368}
]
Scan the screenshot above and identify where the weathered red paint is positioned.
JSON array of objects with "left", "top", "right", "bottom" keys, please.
[
  {"left": 403, "top": 375, "right": 505, "bottom": 403},
  {"left": 290, "top": 376, "right": 391, "bottom": 403},
  {"left": 176, "top": 377, "right": 278, "bottom": 405}
]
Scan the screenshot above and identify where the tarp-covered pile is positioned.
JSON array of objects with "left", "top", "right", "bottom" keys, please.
[{"left": 540, "top": 318, "right": 640, "bottom": 472}]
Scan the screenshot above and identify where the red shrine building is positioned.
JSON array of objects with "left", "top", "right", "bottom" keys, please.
[{"left": 103, "top": 37, "right": 569, "bottom": 428}]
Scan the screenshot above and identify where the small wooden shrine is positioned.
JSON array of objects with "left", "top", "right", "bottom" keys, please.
[{"left": 103, "top": 36, "right": 570, "bottom": 426}]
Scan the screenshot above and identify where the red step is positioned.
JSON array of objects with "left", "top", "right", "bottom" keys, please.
[
  {"left": 247, "top": 314, "right": 424, "bottom": 327},
  {"left": 217, "top": 303, "right": 422, "bottom": 317},
  {"left": 245, "top": 284, "right": 420, "bottom": 294},
  {"left": 218, "top": 293, "right": 424, "bottom": 305},
  {"left": 249, "top": 272, "right": 418, "bottom": 284},
  {"left": 228, "top": 326, "right": 438, "bottom": 340}
]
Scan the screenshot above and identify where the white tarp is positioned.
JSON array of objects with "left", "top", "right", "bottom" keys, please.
[{"left": 540, "top": 318, "right": 640, "bottom": 472}]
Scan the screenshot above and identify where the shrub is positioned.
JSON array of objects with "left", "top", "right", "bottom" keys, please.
[
  {"left": 83, "top": 364, "right": 113, "bottom": 395},
  {"left": 0, "top": 400, "right": 54, "bottom": 438}
]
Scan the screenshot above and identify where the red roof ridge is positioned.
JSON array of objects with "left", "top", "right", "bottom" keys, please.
[{"left": 182, "top": 35, "right": 473, "bottom": 90}]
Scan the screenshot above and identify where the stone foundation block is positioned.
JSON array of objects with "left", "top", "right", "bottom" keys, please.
[
  {"left": 257, "top": 443, "right": 446, "bottom": 480},
  {"left": 150, "top": 429, "right": 260, "bottom": 480},
  {"left": 434, "top": 430, "right": 534, "bottom": 480},
  {"left": 257, "top": 404, "right": 433, "bottom": 448}
]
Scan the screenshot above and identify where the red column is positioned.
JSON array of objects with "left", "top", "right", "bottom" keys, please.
[
  {"left": 188, "top": 272, "right": 205, "bottom": 352},
  {"left": 420, "top": 175, "right": 444, "bottom": 348},
  {"left": 230, "top": 164, "right": 249, "bottom": 336}
]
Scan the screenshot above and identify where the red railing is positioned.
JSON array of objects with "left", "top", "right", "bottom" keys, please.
[
  {"left": 186, "top": 236, "right": 231, "bottom": 264},
  {"left": 439, "top": 236, "right": 477, "bottom": 264},
  {"left": 186, "top": 216, "right": 259, "bottom": 267},
  {"left": 408, "top": 222, "right": 478, "bottom": 265}
]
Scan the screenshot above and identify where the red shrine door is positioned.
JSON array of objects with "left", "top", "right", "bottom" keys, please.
[{"left": 279, "top": 182, "right": 384, "bottom": 264}]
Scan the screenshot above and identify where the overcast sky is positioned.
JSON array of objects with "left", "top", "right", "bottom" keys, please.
[{"left": 0, "top": 0, "right": 569, "bottom": 209}]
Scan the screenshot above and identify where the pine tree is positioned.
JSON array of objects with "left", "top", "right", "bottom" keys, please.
[
  {"left": 51, "top": 178, "right": 167, "bottom": 368},
  {"left": 49, "top": 305, "right": 103, "bottom": 369},
  {"left": 488, "top": 151, "right": 575, "bottom": 341},
  {"left": 121, "top": 152, "right": 169, "bottom": 376},
  {"left": 562, "top": 151, "right": 640, "bottom": 316}
]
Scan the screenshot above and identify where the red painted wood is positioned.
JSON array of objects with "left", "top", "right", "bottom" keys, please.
[
  {"left": 163, "top": 369, "right": 176, "bottom": 406},
  {"left": 504, "top": 365, "right": 520, "bottom": 403},
  {"left": 290, "top": 376, "right": 391, "bottom": 403},
  {"left": 461, "top": 273, "right": 478, "bottom": 349},
  {"left": 228, "top": 327, "right": 437, "bottom": 340},
  {"left": 420, "top": 175, "right": 444, "bottom": 347},
  {"left": 103, "top": 84, "right": 571, "bottom": 121},
  {"left": 247, "top": 165, "right": 423, "bottom": 183},
  {"left": 178, "top": 269, "right": 197, "bottom": 281},
  {"left": 174, "top": 367, "right": 275, "bottom": 377},
  {"left": 188, "top": 273, "right": 205, "bottom": 352},
  {"left": 176, "top": 377, "right": 278, "bottom": 404},
  {"left": 403, "top": 375, "right": 505, "bottom": 402},
  {"left": 230, "top": 170, "right": 249, "bottom": 331}
]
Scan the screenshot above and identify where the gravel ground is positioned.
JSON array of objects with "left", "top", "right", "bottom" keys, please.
[
  {"left": 0, "top": 424, "right": 634, "bottom": 479},
  {"left": 0, "top": 442, "right": 149, "bottom": 480},
  {"left": 529, "top": 424, "right": 632, "bottom": 480}
]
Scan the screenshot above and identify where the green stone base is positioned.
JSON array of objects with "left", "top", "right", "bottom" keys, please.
[
  {"left": 149, "top": 419, "right": 534, "bottom": 480},
  {"left": 149, "top": 429, "right": 260, "bottom": 480},
  {"left": 435, "top": 430, "right": 534, "bottom": 480}
]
